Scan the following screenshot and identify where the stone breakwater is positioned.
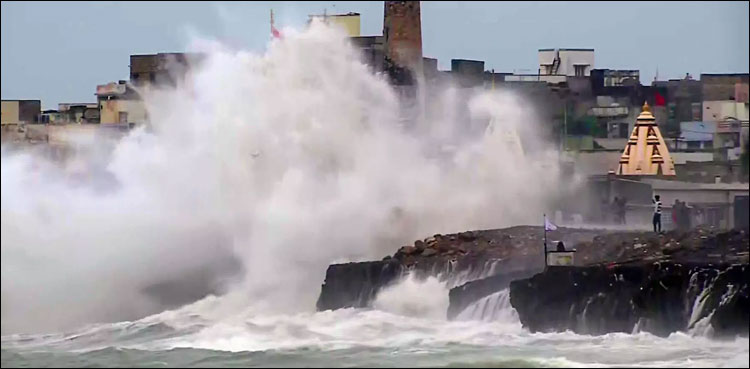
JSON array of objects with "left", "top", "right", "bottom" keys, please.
[{"left": 316, "top": 226, "right": 749, "bottom": 337}]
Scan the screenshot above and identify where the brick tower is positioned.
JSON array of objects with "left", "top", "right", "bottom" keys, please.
[{"left": 383, "top": 1, "right": 423, "bottom": 85}]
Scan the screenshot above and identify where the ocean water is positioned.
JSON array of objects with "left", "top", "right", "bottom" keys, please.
[{"left": 3, "top": 286, "right": 748, "bottom": 368}]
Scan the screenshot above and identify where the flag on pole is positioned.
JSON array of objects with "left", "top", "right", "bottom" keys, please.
[
  {"left": 654, "top": 91, "right": 666, "bottom": 106},
  {"left": 271, "top": 9, "right": 283, "bottom": 39},
  {"left": 544, "top": 215, "right": 558, "bottom": 231}
]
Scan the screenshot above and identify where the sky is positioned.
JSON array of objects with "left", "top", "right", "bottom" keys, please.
[{"left": 2, "top": 1, "right": 748, "bottom": 109}]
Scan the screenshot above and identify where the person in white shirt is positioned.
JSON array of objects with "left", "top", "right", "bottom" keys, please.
[{"left": 652, "top": 195, "right": 663, "bottom": 233}]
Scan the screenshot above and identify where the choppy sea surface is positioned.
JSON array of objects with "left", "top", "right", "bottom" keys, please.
[{"left": 3, "top": 290, "right": 748, "bottom": 368}]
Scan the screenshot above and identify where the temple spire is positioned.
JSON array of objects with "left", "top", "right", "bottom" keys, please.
[{"left": 616, "top": 101, "right": 676, "bottom": 176}]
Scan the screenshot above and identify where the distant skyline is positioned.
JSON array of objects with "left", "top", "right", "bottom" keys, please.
[{"left": 2, "top": 1, "right": 748, "bottom": 109}]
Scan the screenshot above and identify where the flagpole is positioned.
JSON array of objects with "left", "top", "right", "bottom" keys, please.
[{"left": 543, "top": 213, "right": 548, "bottom": 269}]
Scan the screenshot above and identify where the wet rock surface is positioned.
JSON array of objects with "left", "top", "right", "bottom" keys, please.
[
  {"left": 509, "top": 262, "right": 749, "bottom": 337},
  {"left": 506, "top": 228, "right": 749, "bottom": 337},
  {"left": 317, "top": 225, "right": 749, "bottom": 337},
  {"left": 317, "top": 226, "right": 604, "bottom": 312}
]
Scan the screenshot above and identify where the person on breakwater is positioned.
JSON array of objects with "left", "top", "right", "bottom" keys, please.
[
  {"left": 614, "top": 197, "right": 627, "bottom": 224},
  {"left": 556, "top": 241, "right": 566, "bottom": 252},
  {"left": 672, "top": 199, "right": 682, "bottom": 229},
  {"left": 652, "top": 195, "right": 663, "bottom": 233}
]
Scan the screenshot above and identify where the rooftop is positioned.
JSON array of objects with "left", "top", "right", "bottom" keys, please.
[
  {"left": 538, "top": 48, "right": 594, "bottom": 52},
  {"left": 643, "top": 178, "right": 750, "bottom": 191},
  {"left": 679, "top": 121, "right": 716, "bottom": 142},
  {"left": 310, "top": 12, "right": 360, "bottom": 17}
]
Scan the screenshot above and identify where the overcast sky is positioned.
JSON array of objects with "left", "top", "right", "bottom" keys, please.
[{"left": 2, "top": 1, "right": 748, "bottom": 109}]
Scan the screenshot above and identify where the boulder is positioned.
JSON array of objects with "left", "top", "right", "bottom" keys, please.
[{"left": 421, "top": 248, "right": 438, "bottom": 257}]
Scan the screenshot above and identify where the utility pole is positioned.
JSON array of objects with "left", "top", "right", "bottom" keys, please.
[
  {"left": 543, "top": 214, "right": 548, "bottom": 269},
  {"left": 563, "top": 101, "right": 567, "bottom": 152}
]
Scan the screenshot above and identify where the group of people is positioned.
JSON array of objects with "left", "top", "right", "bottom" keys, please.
[
  {"left": 652, "top": 195, "right": 693, "bottom": 233},
  {"left": 671, "top": 199, "right": 692, "bottom": 230}
]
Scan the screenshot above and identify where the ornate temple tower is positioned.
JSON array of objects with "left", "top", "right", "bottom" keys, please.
[{"left": 616, "top": 102, "right": 676, "bottom": 176}]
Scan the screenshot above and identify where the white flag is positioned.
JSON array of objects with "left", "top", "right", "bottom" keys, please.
[{"left": 545, "top": 216, "right": 558, "bottom": 231}]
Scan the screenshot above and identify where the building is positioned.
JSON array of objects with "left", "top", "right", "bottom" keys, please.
[
  {"left": 451, "top": 59, "right": 485, "bottom": 88},
  {"left": 503, "top": 48, "right": 594, "bottom": 86},
  {"left": 309, "top": 12, "right": 361, "bottom": 37},
  {"left": 643, "top": 178, "right": 749, "bottom": 229},
  {"left": 591, "top": 69, "right": 639, "bottom": 87},
  {"left": 701, "top": 83, "right": 749, "bottom": 161},
  {"left": 58, "top": 103, "right": 100, "bottom": 124},
  {"left": 652, "top": 76, "right": 703, "bottom": 136},
  {"left": 701, "top": 73, "right": 749, "bottom": 101},
  {"left": 96, "top": 81, "right": 147, "bottom": 125},
  {"left": 129, "top": 52, "right": 204, "bottom": 88},
  {"left": 702, "top": 100, "right": 749, "bottom": 122},
  {"left": 350, "top": 35, "right": 385, "bottom": 72},
  {"left": 1, "top": 100, "right": 41, "bottom": 125},
  {"left": 678, "top": 121, "right": 715, "bottom": 150},
  {"left": 38, "top": 110, "right": 63, "bottom": 124},
  {"left": 538, "top": 48, "right": 594, "bottom": 77},
  {"left": 587, "top": 95, "right": 636, "bottom": 139}
]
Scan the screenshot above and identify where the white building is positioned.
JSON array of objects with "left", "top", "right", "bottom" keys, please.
[
  {"left": 701, "top": 100, "right": 749, "bottom": 160},
  {"left": 538, "top": 48, "right": 595, "bottom": 77}
]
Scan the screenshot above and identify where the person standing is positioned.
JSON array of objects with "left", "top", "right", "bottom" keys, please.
[
  {"left": 618, "top": 197, "right": 627, "bottom": 224},
  {"left": 612, "top": 197, "right": 620, "bottom": 224},
  {"left": 672, "top": 199, "right": 682, "bottom": 230},
  {"left": 653, "top": 195, "right": 663, "bottom": 233}
]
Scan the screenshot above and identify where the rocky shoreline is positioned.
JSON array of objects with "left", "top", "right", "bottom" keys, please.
[
  {"left": 317, "top": 226, "right": 603, "bottom": 311},
  {"left": 316, "top": 225, "right": 749, "bottom": 338},
  {"left": 509, "top": 262, "right": 748, "bottom": 337}
]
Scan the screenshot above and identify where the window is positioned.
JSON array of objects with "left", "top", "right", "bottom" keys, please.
[{"left": 574, "top": 65, "right": 586, "bottom": 77}]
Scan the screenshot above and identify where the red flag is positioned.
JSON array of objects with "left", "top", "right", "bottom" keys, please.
[
  {"left": 271, "top": 25, "right": 282, "bottom": 39},
  {"left": 654, "top": 91, "right": 666, "bottom": 106}
]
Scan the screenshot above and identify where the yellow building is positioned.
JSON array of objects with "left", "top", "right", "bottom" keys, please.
[
  {"left": 96, "top": 81, "right": 147, "bottom": 125},
  {"left": 308, "top": 12, "right": 361, "bottom": 37},
  {"left": 1, "top": 100, "right": 41, "bottom": 125}
]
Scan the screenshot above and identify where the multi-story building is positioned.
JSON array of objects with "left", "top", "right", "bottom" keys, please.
[
  {"left": 539, "top": 48, "right": 595, "bottom": 77},
  {"left": 308, "top": 12, "right": 361, "bottom": 37},
  {"left": 700, "top": 74, "right": 750, "bottom": 161},
  {"left": 96, "top": 81, "right": 147, "bottom": 125}
]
